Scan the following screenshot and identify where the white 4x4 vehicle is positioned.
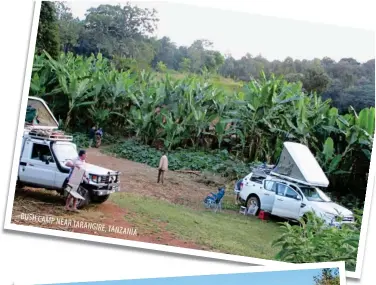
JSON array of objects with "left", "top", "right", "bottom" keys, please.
[
  {"left": 238, "top": 142, "right": 354, "bottom": 227},
  {"left": 17, "top": 96, "right": 121, "bottom": 208}
]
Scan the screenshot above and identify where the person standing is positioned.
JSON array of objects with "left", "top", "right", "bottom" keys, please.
[
  {"left": 64, "top": 150, "right": 88, "bottom": 212},
  {"left": 95, "top": 128, "right": 103, "bottom": 148},
  {"left": 89, "top": 126, "right": 96, "bottom": 148},
  {"left": 157, "top": 151, "right": 168, "bottom": 184}
]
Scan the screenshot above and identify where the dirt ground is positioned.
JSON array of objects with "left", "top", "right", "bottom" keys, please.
[{"left": 11, "top": 147, "right": 224, "bottom": 250}]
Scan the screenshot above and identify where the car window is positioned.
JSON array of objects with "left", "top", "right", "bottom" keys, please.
[
  {"left": 300, "top": 186, "right": 330, "bottom": 202},
  {"left": 276, "top": 183, "right": 287, "bottom": 196},
  {"left": 31, "top": 143, "right": 54, "bottom": 163},
  {"left": 289, "top": 184, "right": 303, "bottom": 199},
  {"left": 285, "top": 187, "right": 299, "bottom": 199},
  {"left": 264, "top": 180, "right": 275, "bottom": 192}
]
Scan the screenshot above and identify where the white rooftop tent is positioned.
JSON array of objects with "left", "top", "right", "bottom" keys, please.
[
  {"left": 25, "top": 96, "right": 59, "bottom": 129},
  {"left": 271, "top": 142, "right": 330, "bottom": 188}
]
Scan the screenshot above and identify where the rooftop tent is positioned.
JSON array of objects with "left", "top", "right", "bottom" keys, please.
[
  {"left": 25, "top": 96, "right": 59, "bottom": 129},
  {"left": 271, "top": 142, "right": 330, "bottom": 188}
]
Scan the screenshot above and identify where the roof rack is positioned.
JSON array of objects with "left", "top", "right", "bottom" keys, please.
[
  {"left": 250, "top": 164, "right": 275, "bottom": 178},
  {"left": 26, "top": 128, "right": 73, "bottom": 142}
]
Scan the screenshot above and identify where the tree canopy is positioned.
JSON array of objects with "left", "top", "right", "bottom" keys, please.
[{"left": 36, "top": 1, "right": 374, "bottom": 114}]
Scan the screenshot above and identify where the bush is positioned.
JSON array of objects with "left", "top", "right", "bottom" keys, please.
[{"left": 272, "top": 210, "right": 362, "bottom": 271}]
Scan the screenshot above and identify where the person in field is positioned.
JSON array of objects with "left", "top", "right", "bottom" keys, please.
[
  {"left": 157, "top": 151, "right": 168, "bottom": 184},
  {"left": 95, "top": 128, "right": 103, "bottom": 148},
  {"left": 89, "top": 126, "right": 96, "bottom": 147},
  {"left": 64, "top": 150, "right": 88, "bottom": 212}
]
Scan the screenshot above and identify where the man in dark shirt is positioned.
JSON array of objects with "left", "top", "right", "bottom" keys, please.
[{"left": 89, "top": 126, "right": 96, "bottom": 147}]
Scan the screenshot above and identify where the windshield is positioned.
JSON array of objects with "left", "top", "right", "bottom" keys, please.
[
  {"left": 52, "top": 143, "right": 78, "bottom": 163},
  {"left": 300, "top": 186, "right": 332, "bottom": 202}
]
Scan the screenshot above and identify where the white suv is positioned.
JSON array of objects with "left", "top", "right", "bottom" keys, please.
[
  {"left": 238, "top": 172, "right": 354, "bottom": 227},
  {"left": 17, "top": 97, "right": 121, "bottom": 208}
]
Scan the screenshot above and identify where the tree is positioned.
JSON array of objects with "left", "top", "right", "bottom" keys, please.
[
  {"left": 81, "top": 3, "right": 159, "bottom": 57},
  {"left": 152, "top": 37, "right": 177, "bottom": 69},
  {"left": 36, "top": 1, "right": 60, "bottom": 59},
  {"left": 313, "top": 268, "right": 340, "bottom": 285},
  {"left": 179, "top": 57, "right": 192, "bottom": 73},
  {"left": 55, "top": 2, "right": 82, "bottom": 53},
  {"left": 156, "top": 61, "right": 167, "bottom": 72},
  {"left": 302, "top": 63, "right": 331, "bottom": 94}
]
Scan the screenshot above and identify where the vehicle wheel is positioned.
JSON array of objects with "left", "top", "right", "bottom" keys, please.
[
  {"left": 92, "top": 194, "right": 110, "bottom": 204},
  {"left": 299, "top": 214, "right": 309, "bottom": 226},
  {"left": 246, "top": 195, "right": 260, "bottom": 215},
  {"left": 72, "top": 186, "right": 91, "bottom": 209},
  {"left": 16, "top": 180, "right": 24, "bottom": 190}
]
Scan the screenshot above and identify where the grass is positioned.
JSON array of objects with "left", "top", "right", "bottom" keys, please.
[{"left": 111, "top": 192, "right": 282, "bottom": 259}]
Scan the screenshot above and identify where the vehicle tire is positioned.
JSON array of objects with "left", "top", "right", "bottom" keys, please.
[
  {"left": 299, "top": 214, "right": 309, "bottom": 226},
  {"left": 92, "top": 194, "right": 110, "bottom": 204},
  {"left": 16, "top": 180, "right": 24, "bottom": 190},
  {"left": 74, "top": 186, "right": 91, "bottom": 209},
  {"left": 246, "top": 195, "right": 261, "bottom": 215}
]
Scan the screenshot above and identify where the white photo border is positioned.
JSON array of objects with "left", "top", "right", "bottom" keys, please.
[{"left": 14, "top": 261, "right": 347, "bottom": 285}]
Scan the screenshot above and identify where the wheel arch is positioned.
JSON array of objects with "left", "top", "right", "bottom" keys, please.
[{"left": 246, "top": 193, "right": 261, "bottom": 208}]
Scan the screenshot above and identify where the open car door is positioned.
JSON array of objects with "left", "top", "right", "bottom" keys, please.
[{"left": 271, "top": 182, "right": 302, "bottom": 220}]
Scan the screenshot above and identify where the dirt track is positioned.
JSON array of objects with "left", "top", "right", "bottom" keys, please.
[{"left": 11, "top": 147, "right": 221, "bottom": 250}]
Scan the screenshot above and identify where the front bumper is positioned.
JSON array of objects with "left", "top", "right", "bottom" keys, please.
[
  {"left": 329, "top": 220, "right": 356, "bottom": 228},
  {"left": 91, "top": 182, "right": 121, "bottom": 196}
]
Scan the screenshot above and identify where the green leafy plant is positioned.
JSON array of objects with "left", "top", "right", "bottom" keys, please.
[
  {"left": 106, "top": 139, "right": 250, "bottom": 180},
  {"left": 30, "top": 51, "right": 373, "bottom": 208},
  {"left": 272, "top": 211, "right": 361, "bottom": 271}
]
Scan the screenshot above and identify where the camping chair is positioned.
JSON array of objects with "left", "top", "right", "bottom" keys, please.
[
  {"left": 203, "top": 187, "right": 226, "bottom": 213},
  {"left": 65, "top": 167, "right": 86, "bottom": 201}
]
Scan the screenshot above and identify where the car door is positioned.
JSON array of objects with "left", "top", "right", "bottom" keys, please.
[
  {"left": 271, "top": 183, "right": 302, "bottom": 219},
  {"left": 260, "top": 180, "right": 276, "bottom": 212},
  {"left": 19, "top": 141, "right": 57, "bottom": 188}
]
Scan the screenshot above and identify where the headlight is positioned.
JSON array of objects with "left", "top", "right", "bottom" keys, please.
[
  {"left": 324, "top": 212, "right": 336, "bottom": 220},
  {"left": 90, "top": 174, "right": 98, "bottom": 182}
]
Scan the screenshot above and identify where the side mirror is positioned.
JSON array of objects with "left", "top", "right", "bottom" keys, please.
[{"left": 296, "top": 195, "right": 302, "bottom": 201}]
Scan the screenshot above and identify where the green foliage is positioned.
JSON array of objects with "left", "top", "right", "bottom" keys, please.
[
  {"left": 71, "top": 132, "right": 90, "bottom": 149},
  {"left": 179, "top": 57, "right": 192, "bottom": 73},
  {"left": 36, "top": 1, "right": 60, "bottom": 59},
  {"left": 107, "top": 139, "right": 250, "bottom": 180},
  {"left": 272, "top": 211, "right": 362, "bottom": 271},
  {"left": 55, "top": 2, "right": 82, "bottom": 53},
  {"left": 50, "top": 2, "right": 374, "bottom": 112},
  {"left": 313, "top": 268, "right": 340, "bottom": 285},
  {"left": 30, "top": 51, "right": 373, "bottom": 203},
  {"left": 79, "top": 3, "right": 158, "bottom": 58},
  {"left": 302, "top": 63, "right": 331, "bottom": 94},
  {"left": 156, "top": 61, "right": 167, "bottom": 73}
]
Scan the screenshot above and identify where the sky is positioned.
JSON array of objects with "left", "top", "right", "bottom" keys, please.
[
  {"left": 41, "top": 268, "right": 330, "bottom": 285},
  {"left": 66, "top": 1, "right": 375, "bottom": 63}
]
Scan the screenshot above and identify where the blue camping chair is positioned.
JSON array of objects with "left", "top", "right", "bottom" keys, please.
[{"left": 203, "top": 187, "right": 226, "bottom": 213}]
